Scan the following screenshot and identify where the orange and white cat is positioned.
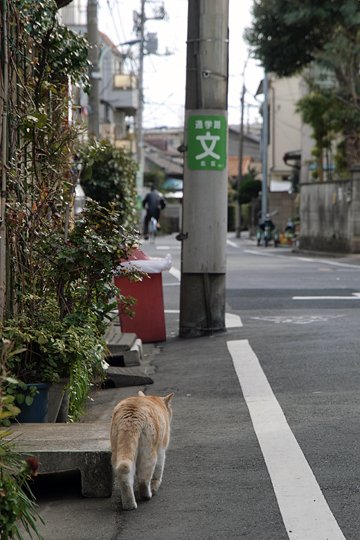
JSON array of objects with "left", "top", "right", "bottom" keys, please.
[{"left": 110, "top": 390, "right": 174, "bottom": 510}]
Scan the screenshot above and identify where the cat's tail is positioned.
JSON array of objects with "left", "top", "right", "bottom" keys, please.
[{"left": 112, "top": 423, "right": 141, "bottom": 475}]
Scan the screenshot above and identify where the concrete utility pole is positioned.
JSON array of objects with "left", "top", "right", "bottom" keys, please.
[
  {"left": 87, "top": 0, "right": 100, "bottom": 138},
  {"left": 235, "top": 80, "right": 245, "bottom": 238},
  {"left": 179, "top": 0, "right": 229, "bottom": 338},
  {"left": 134, "top": 1, "right": 165, "bottom": 196},
  {"left": 261, "top": 73, "right": 269, "bottom": 220},
  {"left": 136, "top": 0, "right": 146, "bottom": 196}
]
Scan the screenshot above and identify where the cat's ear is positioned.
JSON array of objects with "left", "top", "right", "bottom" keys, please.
[
  {"left": 163, "top": 392, "right": 174, "bottom": 405},
  {"left": 138, "top": 390, "right": 145, "bottom": 397}
]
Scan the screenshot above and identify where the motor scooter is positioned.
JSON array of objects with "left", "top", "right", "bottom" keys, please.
[{"left": 256, "top": 224, "right": 279, "bottom": 247}]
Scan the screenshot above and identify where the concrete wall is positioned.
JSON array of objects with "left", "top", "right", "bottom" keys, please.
[
  {"left": 268, "top": 192, "right": 298, "bottom": 232},
  {"left": 300, "top": 171, "right": 360, "bottom": 253}
]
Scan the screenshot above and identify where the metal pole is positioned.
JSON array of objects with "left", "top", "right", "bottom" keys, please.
[
  {"left": 179, "top": 0, "right": 229, "bottom": 338},
  {"left": 136, "top": 0, "right": 146, "bottom": 196},
  {"left": 87, "top": 0, "right": 100, "bottom": 138},
  {"left": 235, "top": 81, "right": 245, "bottom": 238},
  {"left": 261, "top": 72, "right": 269, "bottom": 221},
  {"left": 0, "top": 0, "right": 9, "bottom": 322}
]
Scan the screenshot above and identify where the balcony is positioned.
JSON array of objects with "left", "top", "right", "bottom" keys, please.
[
  {"left": 115, "top": 138, "right": 136, "bottom": 154},
  {"left": 113, "top": 74, "right": 137, "bottom": 90},
  {"left": 104, "top": 74, "right": 139, "bottom": 116}
]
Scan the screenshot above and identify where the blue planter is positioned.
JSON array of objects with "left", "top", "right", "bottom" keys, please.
[{"left": 17, "top": 383, "right": 50, "bottom": 423}]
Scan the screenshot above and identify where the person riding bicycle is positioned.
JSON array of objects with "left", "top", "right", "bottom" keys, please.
[{"left": 142, "top": 184, "right": 166, "bottom": 239}]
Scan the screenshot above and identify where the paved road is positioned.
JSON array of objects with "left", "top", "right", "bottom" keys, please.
[
  {"left": 27, "top": 234, "right": 360, "bottom": 539},
  {"left": 139, "top": 234, "right": 360, "bottom": 539}
]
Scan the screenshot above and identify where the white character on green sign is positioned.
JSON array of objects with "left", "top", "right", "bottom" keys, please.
[{"left": 195, "top": 131, "right": 220, "bottom": 161}]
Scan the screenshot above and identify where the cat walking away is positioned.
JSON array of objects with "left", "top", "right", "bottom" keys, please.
[{"left": 110, "top": 390, "right": 174, "bottom": 510}]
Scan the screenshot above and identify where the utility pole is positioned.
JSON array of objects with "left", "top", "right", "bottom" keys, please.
[
  {"left": 136, "top": 0, "right": 146, "bottom": 196},
  {"left": 134, "top": 1, "right": 165, "bottom": 196},
  {"left": 261, "top": 73, "right": 269, "bottom": 220},
  {"left": 179, "top": 0, "right": 229, "bottom": 338},
  {"left": 87, "top": 0, "right": 100, "bottom": 138},
  {"left": 235, "top": 80, "right": 245, "bottom": 238}
]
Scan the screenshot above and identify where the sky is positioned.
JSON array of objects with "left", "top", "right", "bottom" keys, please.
[{"left": 98, "top": 0, "right": 264, "bottom": 129}]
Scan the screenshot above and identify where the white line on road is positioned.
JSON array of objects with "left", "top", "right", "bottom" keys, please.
[
  {"left": 227, "top": 239, "right": 238, "bottom": 247},
  {"left": 165, "top": 309, "right": 243, "bottom": 328},
  {"left": 156, "top": 245, "right": 181, "bottom": 251},
  {"left": 244, "top": 249, "right": 272, "bottom": 256},
  {"left": 293, "top": 293, "right": 360, "bottom": 300},
  {"left": 227, "top": 339, "right": 345, "bottom": 540},
  {"left": 225, "top": 312, "right": 243, "bottom": 328},
  {"left": 244, "top": 249, "right": 360, "bottom": 269}
]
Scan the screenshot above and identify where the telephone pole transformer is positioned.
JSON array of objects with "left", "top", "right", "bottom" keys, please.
[{"left": 179, "top": 0, "right": 229, "bottom": 338}]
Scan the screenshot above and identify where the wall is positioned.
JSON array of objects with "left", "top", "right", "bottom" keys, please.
[
  {"left": 300, "top": 171, "right": 360, "bottom": 253},
  {"left": 268, "top": 76, "right": 302, "bottom": 183},
  {"left": 268, "top": 192, "right": 298, "bottom": 232}
]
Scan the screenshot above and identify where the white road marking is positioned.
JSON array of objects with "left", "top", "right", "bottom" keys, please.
[
  {"left": 244, "top": 249, "right": 360, "bottom": 269},
  {"left": 227, "top": 339, "right": 345, "bottom": 540},
  {"left": 156, "top": 245, "right": 181, "bottom": 251},
  {"left": 244, "top": 249, "right": 272, "bottom": 256},
  {"left": 225, "top": 312, "right": 243, "bottom": 328},
  {"left": 293, "top": 293, "right": 360, "bottom": 300},
  {"left": 227, "top": 239, "right": 238, "bottom": 247},
  {"left": 251, "top": 314, "right": 346, "bottom": 325},
  {"left": 164, "top": 309, "right": 243, "bottom": 328}
]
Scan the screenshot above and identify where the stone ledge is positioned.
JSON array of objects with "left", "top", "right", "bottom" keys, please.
[{"left": 9, "top": 423, "right": 112, "bottom": 498}]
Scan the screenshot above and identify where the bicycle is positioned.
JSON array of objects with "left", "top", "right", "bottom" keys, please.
[{"left": 149, "top": 216, "right": 158, "bottom": 243}]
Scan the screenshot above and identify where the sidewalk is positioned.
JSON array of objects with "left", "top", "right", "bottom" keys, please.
[
  {"left": 17, "top": 237, "right": 246, "bottom": 539},
  {"left": 19, "top": 234, "right": 281, "bottom": 539},
  {"left": 26, "top": 327, "right": 258, "bottom": 540}
]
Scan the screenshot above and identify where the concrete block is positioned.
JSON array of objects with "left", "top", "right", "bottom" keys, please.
[
  {"left": 106, "top": 366, "right": 153, "bottom": 388},
  {"left": 123, "top": 338, "right": 143, "bottom": 366},
  {"left": 107, "top": 337, "right": 143, "bottom": 367},
  {"left": 9, "top": 423, "right": 112, "bottom": 498}
]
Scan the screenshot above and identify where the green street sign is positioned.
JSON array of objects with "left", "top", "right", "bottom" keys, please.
[{"left": 187, "top": 114, "right": 227, "bottom": 171}]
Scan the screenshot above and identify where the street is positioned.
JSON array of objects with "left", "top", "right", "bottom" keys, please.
[
  {"left": 139, "top": 234, "right": 360, "bottom": 539},
  {"left": 27, "top": 233, "right": 360, "bottom": 539}
]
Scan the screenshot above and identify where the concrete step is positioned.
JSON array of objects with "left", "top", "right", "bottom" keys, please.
[
  {"left": 9, "top": 423, "right": 112, "bottom": 498},
  {"left": 105, "top": 327, "right": 137, "bottom": 351},
  {"left": 104, "top": 324, "right": 143, "bottom": 367},
  {"left": 106, "top": 366, "right": 153, "bottom": 388}
]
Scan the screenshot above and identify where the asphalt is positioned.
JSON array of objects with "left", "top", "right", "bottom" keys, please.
[{"left": 17, "top": 233, "right": 360, "bottom": 540}]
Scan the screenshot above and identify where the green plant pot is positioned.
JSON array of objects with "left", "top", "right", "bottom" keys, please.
[{"left": 17, "top": 383, "right": 50, "bottom": 423}]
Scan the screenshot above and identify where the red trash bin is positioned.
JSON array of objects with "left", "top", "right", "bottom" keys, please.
[{"left": 114, "top": 248, "right": 168, "bottom": 343}]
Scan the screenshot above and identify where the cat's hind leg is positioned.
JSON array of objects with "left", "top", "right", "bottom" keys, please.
[
  {"left": 137, "top": 449, "right": 157, "bottom": 501},
  {"left": 117, "top": 460, "right": 137, "bottom": 510},
  {"left": 151, "top": 447, "right": 166, "bottom": 495}
]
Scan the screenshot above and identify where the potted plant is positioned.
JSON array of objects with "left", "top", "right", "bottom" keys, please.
[
  {"left": 0, "top": 371, "right": 44, "bottom": 539},
  {"left": 2, "top": 199, "right": 140, "bottom": 422}
]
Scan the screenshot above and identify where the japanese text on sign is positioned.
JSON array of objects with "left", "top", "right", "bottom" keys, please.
[{"left": 187, "top": 115, "right": 227, "bottom": 171}]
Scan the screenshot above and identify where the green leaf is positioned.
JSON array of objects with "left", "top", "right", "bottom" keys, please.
[{"left": 25, "top": 396, "right": 34, "bottom": 406}]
